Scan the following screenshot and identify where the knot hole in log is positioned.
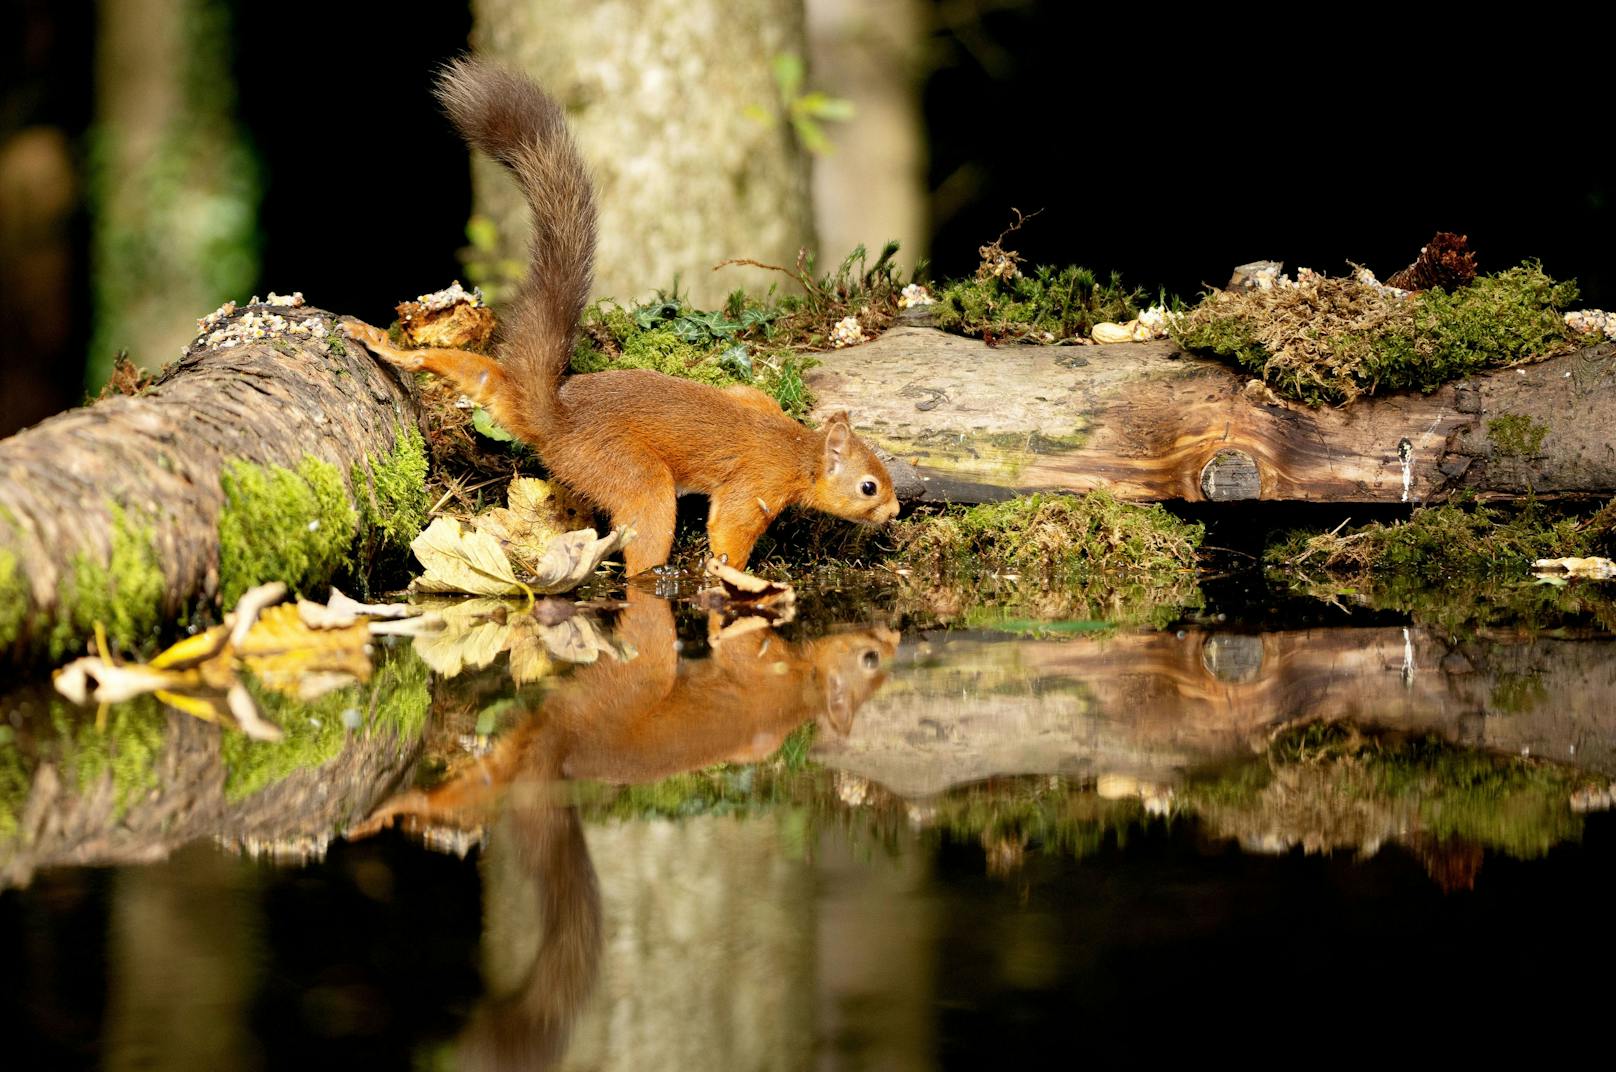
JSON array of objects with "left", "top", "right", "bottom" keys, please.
[
  {"left": 1199, "top": 448, "right": 1261, "bottom": 501},
  {"left": 1201, "top": 633, "right": 1264, "bottom": 683}
]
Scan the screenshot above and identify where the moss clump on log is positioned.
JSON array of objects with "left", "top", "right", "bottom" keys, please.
[
  {"left": 932, "top": 264, "right": 1146, "bottom": 343},
  {"left": 48, "top": 506, "right": 166, "bottom": 660},
  {"left": 352, "top": 427, "right": 431, "bottom": 552},
  {"left": 1174, "top": 263, "right": 1579, "bottom": 405},
  {"left": 890, "top": 492, "right": 1204, "bottom": 628},
  {"left": 896, "top": 491, "right": 1202, "bottom": 585},
  {"left": 1267, "top": 499, "right": 1606, "bottom": 582},
  {"left": 217, "top": 455, "right": 358, "bottom": 607}
]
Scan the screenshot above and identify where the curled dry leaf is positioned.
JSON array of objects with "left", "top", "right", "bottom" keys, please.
[
  {"left": 298, "top": 587, "right": 414, "bottom": 629},
  {"left": 699, "top": 558, "right": 796, "bottom": 618}
]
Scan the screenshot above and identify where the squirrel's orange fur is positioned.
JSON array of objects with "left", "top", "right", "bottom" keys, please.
[{"left": 346, "top": 59, "right": 899, "bottom": 573}]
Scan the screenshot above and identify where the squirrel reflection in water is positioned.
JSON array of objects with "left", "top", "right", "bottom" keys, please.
[{"left": 353, "top": 589, "right": 898, "bottom": 1069}]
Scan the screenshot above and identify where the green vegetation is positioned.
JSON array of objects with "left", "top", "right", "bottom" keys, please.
[
  {"left": 575, "top": 298, "right": 818, "bottom": 418},
  {"left": 217, "top": 455, "right": 358, "bottom": 606},
  {"left": 1174, "top": 263, "right": 1579, "bottom": 405},
  {"left": 351, "top": 426, "right": 432, "bottom": 590},
  {"left": 0, "top": 546, "right": 25, "bottom": 650},
  {"left": 896, "top": 491, "right": 1202, "bottom": 587},
  {"left": 572, "top": 242, "right": 921, "bottom": 420},
  {"left": 48, "top": 505, "right": 166, "bottom": 659},
  {"left": 221, "top": 647, "right": 431, "bottom": 802},
  {"left": 892, "top": 493, "right": 1204, "bottom": 628},
  {"left": 1268, "top": 499, "right": 1599, "bottom": 584},
  {"left": 1187, "top": 722, "right": 1592, "bottom": 860},
  {"left": 933, "top": 264, "right": 1147, "bottom": 343}
]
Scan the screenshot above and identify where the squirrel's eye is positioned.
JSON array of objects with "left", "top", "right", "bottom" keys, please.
[
  {"left": 861, "top": 651, "right": 880, "bottom": 670},
  {"left": 859, "top": 480, "right": 877, "bottom": 496}
]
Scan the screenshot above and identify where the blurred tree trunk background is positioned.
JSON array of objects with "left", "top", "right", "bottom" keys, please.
[
  {"left": 88, "top": 0, "right": 259, "bottom": 384},
  {"left": 806, "top": 0, "right": 927, "bottom": 272},
  {"left": 469, "top": 0, "right": 820, "bottom": 308}
]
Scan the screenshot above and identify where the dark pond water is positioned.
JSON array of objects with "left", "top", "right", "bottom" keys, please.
[{"left": 3, "top": 574, "right": 1615, "bottom": 1068}]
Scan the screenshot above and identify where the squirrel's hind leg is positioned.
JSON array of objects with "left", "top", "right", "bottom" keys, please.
[{"left": 589, "top": 452, "right": 677, "bottom": 574}]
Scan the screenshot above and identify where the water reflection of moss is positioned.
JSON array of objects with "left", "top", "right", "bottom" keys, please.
[
  {"left": 221, "top": 646, "right": 430, "bottom": 802},
  {"left": 1187, "top": 723, "right": 1589, "bottom": 860},
  {"left": 0, "top": 733, "right": 32, "bottom": 838},
  {"left": 924, "top": 777, "right": 1141, "bottom": 860},
  {"left": 51, "top": 696, "right": 170, "bottom": 817}
]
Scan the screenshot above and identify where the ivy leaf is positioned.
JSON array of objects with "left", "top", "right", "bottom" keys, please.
[{"left": 471, "top": 407, "right": 516, "bottom": 443}]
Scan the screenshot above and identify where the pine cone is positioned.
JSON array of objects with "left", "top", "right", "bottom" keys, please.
[{"left": 1387, "top": 232, "right": 1477, "bottom": 292}]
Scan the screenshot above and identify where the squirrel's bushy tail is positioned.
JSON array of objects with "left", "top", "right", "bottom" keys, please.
[{"left": 436, "top": 58, "right": 596, "bottom": 433}]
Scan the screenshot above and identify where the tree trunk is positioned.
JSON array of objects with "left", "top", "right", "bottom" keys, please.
[
  {"left": 470, "top": 0, "right": 816, "bottom": 308},
  {"left": 807, "top": 319, "right": 1616, "bottom": 504},
  {"left": 0, "top": 303, "right": 426, "bottom": 666}
]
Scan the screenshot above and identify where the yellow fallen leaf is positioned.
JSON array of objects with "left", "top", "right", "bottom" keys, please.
[{"left": 410, "top": 516, "right": 530, "bottom": 597}]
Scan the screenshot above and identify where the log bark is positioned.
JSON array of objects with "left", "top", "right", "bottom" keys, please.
[
  {"left": 0, "top": 302, "right": 423, "bottom": 665},
  {"left": 807, "top": 317, "right": 1616, "bottom": 505}
]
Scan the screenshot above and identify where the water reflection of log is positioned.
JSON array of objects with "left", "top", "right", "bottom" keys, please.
[
  {"left": 817, "top": 626, "right": 1616, "bottom": 797},
  {"left": 0, "top": 667, "right": 429, "bottom": 891}
]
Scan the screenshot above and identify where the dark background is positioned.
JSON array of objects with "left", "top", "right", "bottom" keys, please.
[{"left": 5, "top": 3, "right": 1611, "bottom": 434}]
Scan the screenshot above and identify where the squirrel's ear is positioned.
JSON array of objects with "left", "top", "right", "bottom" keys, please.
[
  {"left": 823, "top": 419, "right": 850, "bottom": 473},
  {"left": 827, "top": 410, "right": 850, "bottom": 425}
]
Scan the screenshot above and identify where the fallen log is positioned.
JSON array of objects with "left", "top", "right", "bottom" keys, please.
[
  {"left": 0, "top": 301, "right": 427, "bottom": 665},
  {"left": 808, "top": 316, "right": 1616, "bottom": 505}
]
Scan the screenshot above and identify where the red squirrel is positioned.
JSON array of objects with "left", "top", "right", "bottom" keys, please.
[{"left": 345, "top": 59, "right": 900, "bottom": 574}]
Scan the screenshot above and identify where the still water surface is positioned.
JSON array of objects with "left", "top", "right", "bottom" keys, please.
[{"left": 3, "top": 578, "right": 1614, "bottom": 1067}]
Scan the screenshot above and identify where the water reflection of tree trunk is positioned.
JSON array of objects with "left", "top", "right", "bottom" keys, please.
[{"left": 102, "top": 846, "right": 261, "bottom": 1071}]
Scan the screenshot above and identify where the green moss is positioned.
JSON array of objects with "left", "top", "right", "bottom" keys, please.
[
  {"left": 220, "top": 646, "right": 431, "bottom": 802},
  {"left": 574, "top": 325, "right": 738, "bottom": 386},
  {"left": 897, "top": 491, "right": 1202, "bottom": 585},
  {"left": 1268, "top": 499, "right": 1592, "bottom": 585},
  {"left": 0, "top": 732, "right": 26, "bottom": 839},
  {"left": 1175, "top": 263, "right": 1579, "bottom": 405},
  {"left": 217, "top": 455, "right": 358, "bottom": 606},
  {"left": 891, "top": 493, "right": 1203, "bottom": 628},
  {"left": 933, "top": 265, "right": 1146, "bottom": 343},
  {"left": 46, "top": 505, "right": 166, "bottom": 659},
  {"left": 1487, "top": 413, "right": 1551, "bottom": 458},
  {"left": 352, "top": 426, "right": 431, "bottom": 551}
]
